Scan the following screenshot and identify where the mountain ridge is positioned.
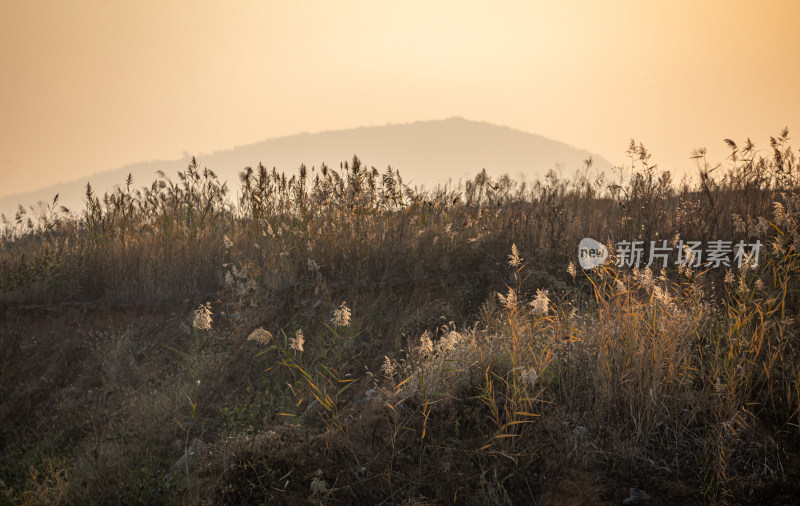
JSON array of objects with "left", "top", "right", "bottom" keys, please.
[{"left": 1, "top": 117, "right": 613, "bottom": 218}]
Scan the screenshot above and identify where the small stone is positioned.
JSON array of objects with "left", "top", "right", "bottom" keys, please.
[
  {"left": 301, "top": 400, "right": 322, "bottom": 420},
  {"left": 623, "top": 487, "right": 651, "bottom": 504},
  {"left": 172, "top": 438, "right": 205, "bottom": 475}
]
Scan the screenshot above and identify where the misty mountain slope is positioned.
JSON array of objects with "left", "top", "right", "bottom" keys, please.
[{"left": 0, "top": 117, "right": 612, "bottom": 218}]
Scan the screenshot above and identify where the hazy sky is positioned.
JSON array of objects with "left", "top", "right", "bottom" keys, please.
[{"left": 1, "top": 0, "right": 798, "bottom": 197}]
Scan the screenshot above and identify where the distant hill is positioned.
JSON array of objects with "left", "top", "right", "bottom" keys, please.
[{"left": 0, "top": 117, "right": 613, "bottom": 219}]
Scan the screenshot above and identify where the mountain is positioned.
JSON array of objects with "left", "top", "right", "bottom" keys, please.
[{"left": 0, "top": 117, "right": 613, "bottom": 219}]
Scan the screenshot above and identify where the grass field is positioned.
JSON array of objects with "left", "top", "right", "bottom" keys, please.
[{"left": 1, "top": 132, "right": 799, "bottom": 504}]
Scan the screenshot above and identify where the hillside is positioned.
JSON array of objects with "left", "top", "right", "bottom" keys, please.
[
  {"left": 0, "top": 118, "right": 612, "bottom": 219},
  {"left": 1, "top": 134, "right": 798, "bottom": 504}
]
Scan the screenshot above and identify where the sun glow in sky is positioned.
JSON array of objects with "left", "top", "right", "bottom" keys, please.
[{"left": 1, "top": 0, "right": 798, "bottom": 197}]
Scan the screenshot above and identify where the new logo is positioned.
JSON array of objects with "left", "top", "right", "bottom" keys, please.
[{"left": 578, "top": 238, "right": 608, "bottom": 269}]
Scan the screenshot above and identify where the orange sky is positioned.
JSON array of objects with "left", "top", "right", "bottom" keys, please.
[{"left": 1, "top": 0, "right": 798, "bottom": 197}]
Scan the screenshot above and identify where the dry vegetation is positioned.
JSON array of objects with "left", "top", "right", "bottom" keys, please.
[{"left": 1, "top": 130, "right": 799, "bottom": 504}]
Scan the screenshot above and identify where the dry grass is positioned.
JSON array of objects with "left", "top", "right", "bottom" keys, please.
[{"left": 1, "top": 131, "right": 799, "bottom": 504}]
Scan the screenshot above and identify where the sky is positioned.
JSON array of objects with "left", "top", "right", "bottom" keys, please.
[{"left": 1, "top": 0, "right": 798, "bottom": 198}]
